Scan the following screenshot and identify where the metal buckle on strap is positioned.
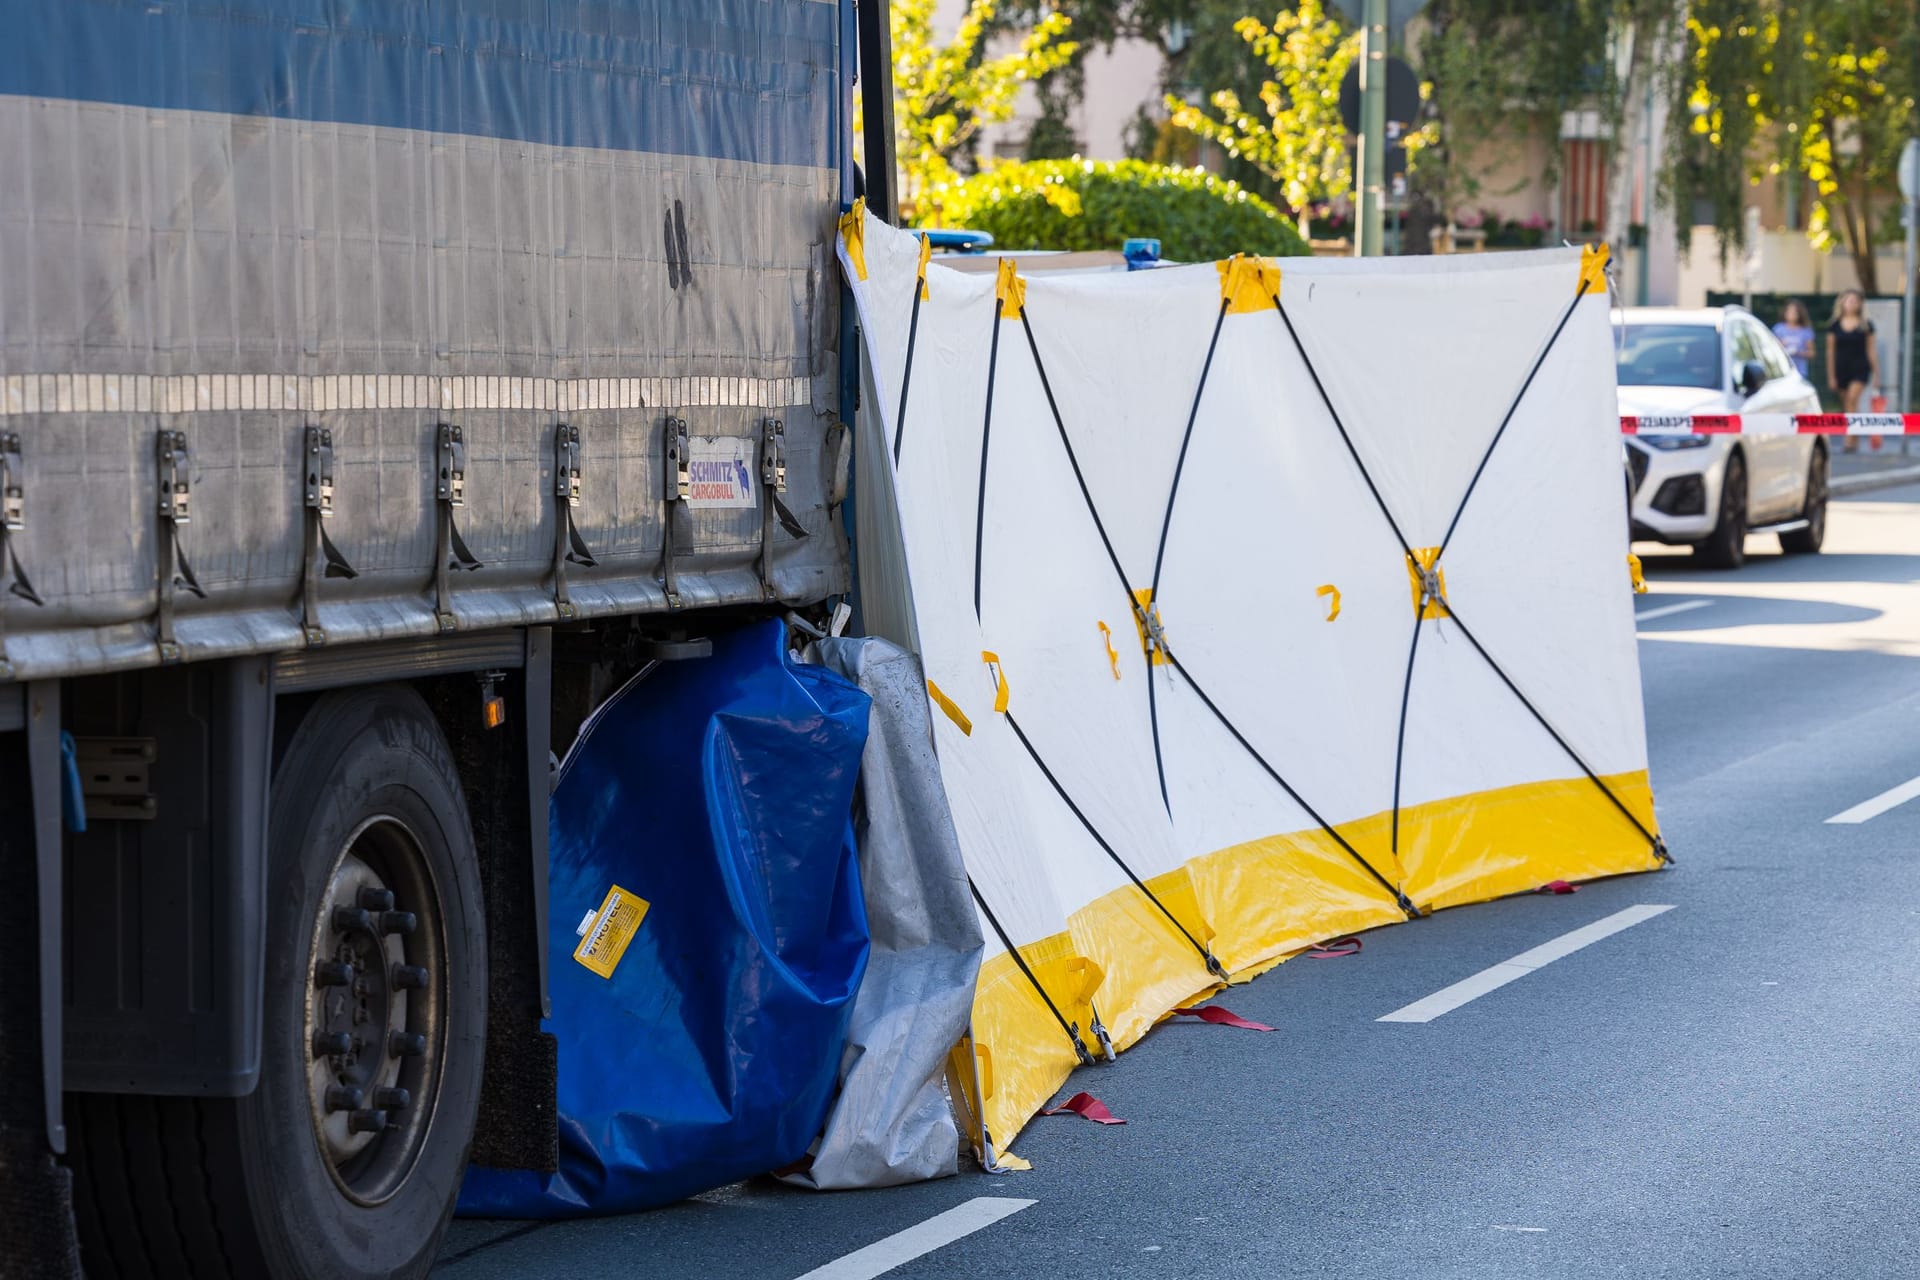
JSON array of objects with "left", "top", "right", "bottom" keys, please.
[
  {"left": 1, "top": 433, "right": 24, "bottom": 534},
  {"left": 659, "top": 416, "right": 690, "bottom": 609},
  {"left": 1066, "top": 1022, "right": 1095, "bottom": 1068},
  {"left": 153, "top": 429, "right": 204, "bottom": 663},
  {"left": 433, "top": 423, "right": 482, "bottom": 633},
  {"left": 550, "top": 423, "right": 595, "bottom": 619},
  {"left": 1089, "top": 1010, "right": 1116, "bottom": 1064},
  {"left": 0, "top": 431, "right": 43, "bottom": 680},
  {"left": 301, "top": 426, "right": 356, "bottom": 646},
  {"left": 758, "top": 417, "right": 787, "bottom": 600}
]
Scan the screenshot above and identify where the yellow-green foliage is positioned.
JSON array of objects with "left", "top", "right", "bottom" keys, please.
[{"left": 922, "top": 158, "right": 1310, "bottom": 259}]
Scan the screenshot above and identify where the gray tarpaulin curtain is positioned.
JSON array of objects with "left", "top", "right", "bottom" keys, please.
[{"left": 787, "top": 636, "right": 983, "bottom": 1189}]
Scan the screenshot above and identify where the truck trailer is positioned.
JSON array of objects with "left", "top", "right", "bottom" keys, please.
[{"left": 0, "top": 2, "right": 894, "bottom": 1274}]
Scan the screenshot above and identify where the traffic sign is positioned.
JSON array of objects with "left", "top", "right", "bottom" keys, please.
[
  {"left": 1899, "top": 137, "right": 1919, "bottom": 202},
  {"left": 1339, "top": 56, "right": 1419, "bottom": 134}
]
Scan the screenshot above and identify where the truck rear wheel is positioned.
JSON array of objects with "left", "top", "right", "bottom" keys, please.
[{"left": 71, "top": 685, "right": 487, "bottom": 1279}]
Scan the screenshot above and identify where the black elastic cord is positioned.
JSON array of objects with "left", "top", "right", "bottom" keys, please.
[
  {"left": 1273, "top": 295, "right": 1417, "bottom": 560},
  {"left": 1384, "top": 284, "right": 1586, "bottom": 860},
  {"left": 967, "top": 879, "right": 1096, "bottom": 1065},
  {"left": 1140, "top": 296, "right": 1232, "bottom": 812},
  {"left": 971, "top": 304, "right": 1006, "bottom": 621},
  {"left": 1021, "top": 305, "right": 1405, "bottom": 891},
  {"left": 1005, "top": 711, "right": 1224, "bottom": 979},
  {"left": 891, "top": 276, "right": 926, "bottom": 465},
  {"left": 1164, "top": 650, "right": 1419, "bottom": 918},
  {"left": 1277, "top": 276, "right": 1659, "bottom": 865},
  {"left": 1149, "top": 296, "right": 1231, "bottom": 601},
  {"left": 1389, "top": 610, "right": 1424, "bottom": 857},
  {"left": 1020, "top": 310, "right": 1176, "bottom": 814},
  {"left": 1145, "top": 664, "right": 1170, "bottom": 814},
  {"left": 1434, "top": 598, "right": 1669, "bottom": 861},
  {"left": 1435, "top": 280, "right": 1589, "bottom": 560},
  {"left": 1019, "top": 315, "right": 1140, "bottom": 609}
]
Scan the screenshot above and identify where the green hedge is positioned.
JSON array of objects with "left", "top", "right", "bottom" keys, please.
[{"left": 922, "top": 159, "right": 1310, "bottom": 261}]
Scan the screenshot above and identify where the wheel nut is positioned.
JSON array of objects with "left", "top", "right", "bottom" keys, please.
[
  {"left": 356, "top": 886, "right": 395, "bottom": 911},
  {"left": 390, "top": 963, "right": 429, "bottom": 991},
  {"left": 373, "top": 1087, "right": 410, "bottom": 1110},
  {"left": 311, "top": 1030, "right": 352, "bottom": 1058},
  {"left": 347, "top": 1108, "right": 389, "bottom": 1134},
  {"left": 388, "top": 1030, "right": 426, "bottom": 1058},
  {"left": 324, "top": 1085, "right": 364, "bottom": 1112},
  {"left": 331, "top": 906, "right": 374, "bottom": 933},
  {"left": 314, "top": 961, "right": 356, "bottom": 988},
  {"left": 379, "top": 910, "right": 417, "bottom": 936}
]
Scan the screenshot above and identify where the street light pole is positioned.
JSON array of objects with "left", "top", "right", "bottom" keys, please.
[
  {"left": 1900, "top": 138, "right": 1919, "bottom": 422},
  {"left": 1355, "top": 0, "right": 1386, "bottom": 257},
  {"left": 1905, "top": 199, "right": 1917, "bottom": 415}
]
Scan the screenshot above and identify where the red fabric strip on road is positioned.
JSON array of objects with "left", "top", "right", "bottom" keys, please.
[
  {"left": 1041, "top": 1092, "right": 1125, "bottom": 1124},
  {"left": 1171, "top": 1006, "right": 1276, "bottom": 1031}
]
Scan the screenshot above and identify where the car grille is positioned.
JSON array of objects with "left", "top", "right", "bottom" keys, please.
[{"left": 1625, "top": 442, "right": 1650, "bottom": 496}]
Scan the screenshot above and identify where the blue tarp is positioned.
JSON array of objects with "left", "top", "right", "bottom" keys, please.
[{"left": 459, "top": 622, "right": 872, "bottom": 1217}]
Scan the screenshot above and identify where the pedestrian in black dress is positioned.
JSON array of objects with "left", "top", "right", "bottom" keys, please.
[{"left": 1826, "top": 289, "right": 1878, "bottom": 451}]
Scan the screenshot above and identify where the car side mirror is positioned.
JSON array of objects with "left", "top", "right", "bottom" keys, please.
[{"left": 1738, "top": 360, "right": 1767, "bottom": 396}]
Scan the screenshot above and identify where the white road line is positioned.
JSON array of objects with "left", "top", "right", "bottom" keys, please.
[
  {"left": 1826, "top": 774, "right": 1920, "bottom": 824},
  {"left": 792, "top": 1198, "right": 1037, "bottom": 1280},
  {"left": 1635, "top": 599, "right": 1712, "bottom": 624},
  {"left": 1377, "top": 904, "right": 1676, "bottom": 1024}
]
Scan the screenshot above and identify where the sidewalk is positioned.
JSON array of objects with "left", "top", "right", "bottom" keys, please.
[{"left": 1830, "top": 439, "right": 1920, "bottom": 495}]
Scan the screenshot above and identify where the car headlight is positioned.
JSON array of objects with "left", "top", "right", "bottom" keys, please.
[{"left": 1641, "top": 435, "right": 1712, "bottom": 450}]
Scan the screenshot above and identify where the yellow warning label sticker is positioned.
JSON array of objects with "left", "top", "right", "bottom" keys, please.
[{"left": 572, "top": 884, "right": 649, "bottom": 979}]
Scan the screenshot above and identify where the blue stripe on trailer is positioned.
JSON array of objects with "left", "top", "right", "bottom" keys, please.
[{"left": 0, "top": 0, "right": 839, "bottom": 170}]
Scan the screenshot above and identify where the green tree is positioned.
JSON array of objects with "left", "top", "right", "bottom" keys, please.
[
  {"left": 991, "top": 0, "right": 1205, "bottom": 57},
  {"left": 1024, "top": 83, "right": 1085, "bottom": 159},
  {"left": 1412, "top": 2, "right": 1683, "bottom": 246},
  {"left": 1670, "top": 1, "right": 1920, "bottom": 293},
  {"left": 1161, "top": 0, "right": 1358, "bottom": 236},
  {"left": 881, "top": 0, "right": 1079, "bottom": 221},
  {"left": 996, "top": 0, "right": 1311, "bottom": 206}
]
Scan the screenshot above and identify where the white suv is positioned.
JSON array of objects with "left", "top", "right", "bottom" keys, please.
[{"left": 1616, "top": 306, "right": 1827, "bottom": 568}]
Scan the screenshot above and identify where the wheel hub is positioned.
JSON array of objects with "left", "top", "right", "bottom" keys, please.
[{"left": 303, "top": 820, "right": 442, "bottom": 1206}]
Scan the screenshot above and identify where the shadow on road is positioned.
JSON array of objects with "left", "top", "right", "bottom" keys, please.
[
  {"left": 1641, "top": 635, "right": 1920, "bottom": 789},
  {"left": 1634, "top": 593, "right": 1881, "bottom": 629},
  {"left": 1637, "top": 550, "right": 1920, "bottom": 586}
]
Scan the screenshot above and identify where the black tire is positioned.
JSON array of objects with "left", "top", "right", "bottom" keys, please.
[
  {"left": 1695, "top": 450, "right": 1748, "bottom": 569},
  {"left": 70, "top": 685, "right": 486, "bottom": 1280},
  {"left": 1780, "top": 448, "right": 1827, "bottom": 554}
]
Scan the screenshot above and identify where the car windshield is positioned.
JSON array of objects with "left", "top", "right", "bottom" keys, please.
[{"left": 1615, "top": 323, "right": 1722, "bottom": 389}]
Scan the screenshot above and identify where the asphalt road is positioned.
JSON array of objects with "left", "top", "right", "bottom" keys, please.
[{"left": 439, "top": 482, "right": 1920, "bottom": 1280}]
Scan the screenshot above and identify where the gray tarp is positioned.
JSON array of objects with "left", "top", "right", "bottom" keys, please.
[{"left": 788, "top": 636, "right": 983, "bottom": 1189}]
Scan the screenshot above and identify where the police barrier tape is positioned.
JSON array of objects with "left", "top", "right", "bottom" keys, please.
[{"left": 1621, "top": 412, "right": 1920, "bottom": 436}]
